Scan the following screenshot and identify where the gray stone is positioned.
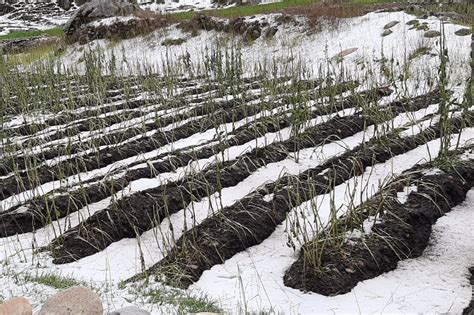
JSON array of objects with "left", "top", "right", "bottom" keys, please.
[
  {"left": 109, "top": 306, "right": 150, "bottom": 315},
  {"left": 406, "top": 19, "right": 419, "bottom": 26},
  {"left": 64, "top": 0, "right": 141, "bottom": 38},
  {"left": 424, "top": 30, "right": 441, "bottom": 38},
  {"left": 455, "top": 28, "right": 471, "bottom": 36},
  {"left": 334, "top": 47, "right": 358, "bottom": 58},
  {"left": 416, "top": 23, "right": 429, "bottom": 31},
  {"left": 382, "top": 29, "right": 393, "bottom": 37},
  {"left": 38, "top": 286, "right": 102, "bottom": 315},
  {"left": 264, "top": 26, "right": 278, "bottom": 39},
  {"left": 383, "top": 21, "right": 399, "bottom": 29},
  {"left": 58, "top": 0, "right": 72, "bottom": 10},
  {"left": 244, "top": 26, "right": 261, "bottom": 41}
]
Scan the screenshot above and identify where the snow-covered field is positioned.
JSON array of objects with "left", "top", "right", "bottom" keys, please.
[
  {"left": 0, "top": 2, "right": 73, "bottom": 35},
  {"left": 1, "top": 8, "right": 473, "bottom": 314},
  {"left": 0, "top": 0, "right": 239, "bottom": 35}
]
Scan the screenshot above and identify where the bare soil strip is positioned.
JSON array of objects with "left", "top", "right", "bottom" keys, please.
[
  {"left": 284, "top": 156, "right": 474, "bottom": 296},
  {"left": 126, "top": 104, "right": 467, "bottom": 289}
]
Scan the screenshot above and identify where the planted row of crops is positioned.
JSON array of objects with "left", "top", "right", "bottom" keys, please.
[{"left": 1, "top": 44, "right": 473, "bottom": 300}]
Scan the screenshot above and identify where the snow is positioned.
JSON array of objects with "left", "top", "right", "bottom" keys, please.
[
  {"left": 193, "top": 129, "right": 474, "bottom": 315},
  {"left": 0, "top": 0, "right": 233, "bottom": 36},
  {"left": 0, "top": 8, "right": 472, "bottom": 314},
  {"left": 60, "top": 11, "right": 470, "bottom": 99},
  {"left": 397, "top": 184, "right": 418, "bottom": 204}
]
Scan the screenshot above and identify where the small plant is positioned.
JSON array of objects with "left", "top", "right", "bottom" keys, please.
[
  {"left": 144, "top": 288, "right": 221, "bottom": 314},
  {"left": 27, "top": 274, "right": 86, "bottom": 290},
  {"left": 161, "top": 38, "right": 187, "bottom": 46}
]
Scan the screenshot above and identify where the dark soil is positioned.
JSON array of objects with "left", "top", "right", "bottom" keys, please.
[
  {"left": 0, "top": 96, "right": 274, "bottom": 198},
  {"left": 49, "top": 106, "right": 372, "bottom": 264},
  {"left": 284, "top": 160, "right": 474, "bottom": 296},
  {"left": 49, "top": 89, "right": 452, "bottom": 265},
  {"left": 0, "top": 76, "right": 331, "bottom": 179},
  {"left": 129, "top": 104, "right": 466, "bottom": 289},
  {"left": 0, "top": 92, "right": 258, "bottom": 176},
  {"left": 1, "top": 76, "right": 335, "bottom": 173},
  {"left": 0, "top": 84, "right": 365, "bottom": 238}
]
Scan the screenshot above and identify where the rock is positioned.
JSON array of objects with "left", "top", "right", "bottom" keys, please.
[
  {"left": 0, "top": 297, "right": 32, "bottom": 315},
  {"left": 264, "top": 26, "right": 278, "bottom": 39},
  {"left": 383, "top": 21, "right": 399, "bottom": 29},
  {"left": 215, "top": 21, "right": 224, "bottom": 31},
  {"left": 64, "top": 0, "right": 169, "bottom": 43},
  {"left": 109, "top": 306, "right": 150, "bottom": 315},
  {"left": 76, "top": 0, "right": 93, "bottom": 5},
  {"left": 64, "top": 0, "right": 141, "bottom": 40},
  {"left": 382, "top": 29, "right": 392, "bottom": 37},
  {"left": 455, "top": 28, "right": 471, "bottom": 36},
  {"left": 435, "top": 11, "right": 464, "bottom": 21},
  {"left": 416, "top": 23, "right": 429, "bottom": 31},
  {"left": 406, "top": 19, "right": 419, "bottom": 25},
  {"left": 245, "top": 26, "right": 261, "bottom": 41},
  {"left": 38, "top": 286, "right": 103, "bottom": 315},
  {"left": 424, "top": 30, "right": 441, "bottom": 38},
  {"left": 335, "top": 47, "right": 358, "bottom": 58},
  {"left": 275, "top": 14, "right": 293, "bottom": 24},
  {"left": 58, "top": 0, "right": 72, "bottom": 10},
  {"left": 237, "top": 23, "right": 247, "bottom": 35}
]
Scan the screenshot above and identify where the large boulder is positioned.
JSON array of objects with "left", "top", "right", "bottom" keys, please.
[
  {"left": 64, "top": 0, "right": 140, "bottom": 40},
  {"left": 38, "top": 286, "right": 103, "bottom": 315},
  {"left": 64, "top": 0, "right": 168, "bottom": 44},
  {"left": 0, "top": 297, "right": 32, "bottom": 315},
  {"left": 179, "top": 14, "right": 266, "bottom": 41}
]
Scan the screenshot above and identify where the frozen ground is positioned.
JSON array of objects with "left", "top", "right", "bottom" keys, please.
[
  {"left": 0, "top": 9, "right": 473, "bottom": 314},
  {"left": 0, "top": 0, "right": 241, "bottom": 35},
  {"left": 0, "top": 2, "right": 73, "bottom": 35}
]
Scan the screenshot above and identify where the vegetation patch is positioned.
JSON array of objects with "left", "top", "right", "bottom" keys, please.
[
  {"left": 284, "top": 154, "right": 474, "bottom": 296},
  {"left": 0, "top": 27, "right": 64, "bottom": 41},
  {"left": 408, "top": 46, "right": 431, "bottom": 60},
  {"left": 27, "top": 274, "right": 86, "bottom": 290},
  {"left": 161, "top": 37, "right": 187, "bottom": 46},
  {"left": 144, "top": 289, "right": 221, "bottom": 314}
]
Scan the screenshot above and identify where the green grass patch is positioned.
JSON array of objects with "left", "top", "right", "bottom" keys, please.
[
  {"left": 0, "top": 27, "right": 64, "bottom": 41},
  {"left": 344, "top": 0, "right": 397, "bottom": 4},
  {"left": 28, "top": 274, "right": 86, "bottom": 290},
  {"left": 408, "top": 46, "right": 431, "bottom": 60},
  {"left": 162, "top": 37, "right": 187, "bottom": 46},
  {"left": 5, "top": 42, "right": 64, "bottom": 65},
  {"left": 145, "top": 289, "right": 221, "bottom": 314},
  {"left": 172, "top": 0, "right": 318, "bottom": 20}
]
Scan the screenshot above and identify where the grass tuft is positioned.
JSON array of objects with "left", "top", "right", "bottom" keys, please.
[
  {"left": 28, "top": 274, "right": 86, "bottom": 290},
  {"left": 0, "top": 27, "right": 64, "bottom": 41}
]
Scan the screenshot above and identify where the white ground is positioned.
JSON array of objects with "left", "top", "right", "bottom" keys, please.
[
  {"left": 0, "top": 9, "right": 473, "bottom": 314},
  {"left": 0, "top": 0, "right": 240, "bottom": 35}
]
